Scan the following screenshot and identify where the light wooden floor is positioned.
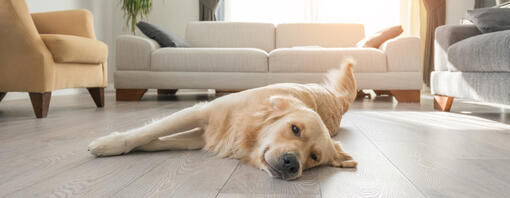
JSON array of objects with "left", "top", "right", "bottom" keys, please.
[{"left": 1, "top": 90, "right": 510, "bottom": 198}]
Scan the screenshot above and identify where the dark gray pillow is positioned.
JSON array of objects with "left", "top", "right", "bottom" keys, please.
[
  {"left": 136, "top": 21, "right": 189, "bottom": 47},
  {"left": 466, "top": 8, "right": 510, "bottom": 33}
]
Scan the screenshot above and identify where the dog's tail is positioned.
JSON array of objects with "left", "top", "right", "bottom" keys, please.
[{"left": 323, "top": 58, "right": 357, "bottom": 106}]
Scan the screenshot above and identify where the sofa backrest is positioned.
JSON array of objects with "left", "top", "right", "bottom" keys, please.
[
  {"left": 186, "top": 22, "right": 276, "bottom": 52},
  {"left": 276, "top": 23, "right": 365, "bottom": 48}
]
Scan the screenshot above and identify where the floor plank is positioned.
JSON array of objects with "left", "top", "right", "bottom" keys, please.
[
  {"left": 318, "top": 118, "right": 425, "bottom": 198},
  {"left": 112, "top": 151, "right": 239, "bottom": 198},
  {"left": 6, "top": 153, "right": 171, "bottom": 197},
  {"left": 349, "top": 111, "right": 510, "bottom": 198}
]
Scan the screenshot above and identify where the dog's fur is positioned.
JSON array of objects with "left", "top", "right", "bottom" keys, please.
[{"left": 88, "top": 59, "right": 358, "bottom": 180}]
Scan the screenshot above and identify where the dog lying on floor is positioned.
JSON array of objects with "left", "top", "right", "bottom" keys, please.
[{"left": 88, "top": 59, "right": 358, "bottom": 180}]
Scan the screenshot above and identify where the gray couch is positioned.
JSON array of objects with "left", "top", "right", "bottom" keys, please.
[{"left": 431, "top": 24, "right": 510, "bottom": 111}]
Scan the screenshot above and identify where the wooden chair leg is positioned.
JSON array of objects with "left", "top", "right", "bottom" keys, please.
[
  {"left": 29, "top": 92, "right": 51, "bottom": 118},
  {"left": 116, "top": 89, "right": 147, "bottom": 101},
  {"left": 157, "top": 89, "right": 178, "bottom": 95},
  {"left": 434, "top": 95, "right": 454, "bottom": 112},
  {"left": 0, "top": 92, "right": 6, "bottom": 102},
  {"left": 87, "top": 88, "right": 104, "bottom": 107},
  {"left": 390, "top": 90, "right": 421, "bottom": 103}
]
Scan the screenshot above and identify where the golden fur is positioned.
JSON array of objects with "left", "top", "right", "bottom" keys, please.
[{"left": 88, "top": 59, "right": 358, "bottom": 180}]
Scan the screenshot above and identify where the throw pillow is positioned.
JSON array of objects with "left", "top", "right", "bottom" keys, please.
[
  {"left": 466, "top": 8, "right": 510, "bottom": 33},
  {"left": 356, "top": 25, "right": 403, "bottom": 48},
  {"left": 136, "top": 21, "right": 190, "bottom": 47}
]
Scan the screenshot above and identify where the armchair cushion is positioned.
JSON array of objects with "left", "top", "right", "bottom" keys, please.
[{"left": 41, "top": 34, "right": 107, "bottom": 64}]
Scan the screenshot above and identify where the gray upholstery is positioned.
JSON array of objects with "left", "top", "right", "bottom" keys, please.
[
  {"left": 434, "top": 25, "right": 482, "bottom": 71},
  {"left": 431, "top": 71, "right": 510, "bottom": 105},
  {"left": 435, "top": 25, "right": 482, "bottom": 51},
  {"left": 466, "top": 8, "right": 510, "bottom": 33},
  {"left": 447, "top": 30, "right": 510, "bottom": 72}
]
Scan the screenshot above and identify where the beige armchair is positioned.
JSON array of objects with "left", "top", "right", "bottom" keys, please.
[{"left": 0, "top": 0, "right": 108, "bottom": 118}]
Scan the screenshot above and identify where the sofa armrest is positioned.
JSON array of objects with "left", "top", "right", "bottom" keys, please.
[
  {"left": 435, "top": 24, "right": 482, "bottom": 50},
  {"left": 31, "top": 9, "right": 96, "bottom": 39},
  {"left": 434, "top": 24, "right": 482, "bottom": 71},
  {"left": 116, "top": 35, "right": 160, "bottom": 71},
  {"left": 379, "top": 36, "right": 421, "bottom": 72}
]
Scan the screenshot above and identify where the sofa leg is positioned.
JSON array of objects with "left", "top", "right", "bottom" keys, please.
[
  {"left": 29, "top": 92, "right": 51, "bottom": 118},
  {"left": 434, "top": 95, "right": 454, "bottom": 112},
  {"left": 116, "top": 89, "right": 147, "bottom": 101},
  {"left": 390, "top": 90, "right": 421, "bottom": 103},
  {"left": 356, "top": 90, "right": 371, "bottom": 100},
  {"left": 157, "top": 89, "right": 178, "bottom": 95},
  {"left": 216, "top": 89, "right": 242, "bottom": 94},
  {"left": 87, "top": 88, "right": 104, "bottom": 107},
  {"left": 0, "top": 92, "right": 6, "bottom": 102}
]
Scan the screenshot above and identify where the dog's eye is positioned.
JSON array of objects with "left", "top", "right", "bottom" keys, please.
[
  {"left": 291, "top": 124, "right": 301, "bottom": 136},
  {"left": 310, "top": 153, "right": 318, "bottom": 161}
]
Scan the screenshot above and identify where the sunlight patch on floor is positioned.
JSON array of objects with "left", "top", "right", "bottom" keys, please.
[{"left": 361, "top": 111, "right": 510, "bottom": 131}]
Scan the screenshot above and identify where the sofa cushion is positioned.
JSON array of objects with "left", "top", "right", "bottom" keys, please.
[
  {"left": 40, "top": 34, "right": 107, "bottom": 64},
  {"left": 447, "top": 29, "right": 510, "bottom": 72},
  {"left": 136, "top": 21, "right": 189, "bottom": 47},
  {"left": 466, "top": 8, "right": 510, "bottom": 33},
  {"left": 151, "top": 48, "right": 268, "bottom": 72},
  {"left": 276, "top": 23, "right": 365, "bottom": 48},
  {"left": 186, "top": 22, "right": 275, "bottom": 52},
  {"left": 269, "top": 48, "right": 387, "bottom": 73}
]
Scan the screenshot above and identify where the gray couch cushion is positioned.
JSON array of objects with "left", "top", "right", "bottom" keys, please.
[
  {"left": 447, "top": 29, "right": 510, "bottom": 72},
  {"left": 466, "top": 8, "right": 510, "bottom": 33},
  {"left": 137, "top": 21, "right": 189, "bottom": 47}
]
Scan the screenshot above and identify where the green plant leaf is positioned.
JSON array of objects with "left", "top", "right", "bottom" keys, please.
[{"left": 120, "top": 0, "right": 153, "bottom": 35}]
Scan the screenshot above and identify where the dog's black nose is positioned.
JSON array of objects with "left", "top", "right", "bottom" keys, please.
[{"left": 281, "top": 153, "right": 299, "bottom": 175}]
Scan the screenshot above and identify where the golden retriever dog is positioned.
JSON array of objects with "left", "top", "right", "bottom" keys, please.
[{"left": 88, "top": 59, "right": 357, "bottom": 180}]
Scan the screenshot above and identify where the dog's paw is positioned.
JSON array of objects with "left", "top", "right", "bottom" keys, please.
[
  {"left": 88, "top": 132, "right": 131, "bottom": 157},
  {"left": 339, "top": 160, "right": 357, "bottom": 168}
]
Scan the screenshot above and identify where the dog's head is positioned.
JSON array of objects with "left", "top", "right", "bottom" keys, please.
[{"left": 254, "top": 95, "right": 355, "bottom": 180}]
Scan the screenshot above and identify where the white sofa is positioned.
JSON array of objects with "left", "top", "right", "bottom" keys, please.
[{"left": 115, "top": 22, "right": 422, "bottom": 102}]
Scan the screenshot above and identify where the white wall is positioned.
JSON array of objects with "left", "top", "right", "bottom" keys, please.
[
  {"left": 26, "top": 0, "right": 86, "bottom": 12},
  {"left": 446, "top": 0, "right": 475, "bottom": 24}
]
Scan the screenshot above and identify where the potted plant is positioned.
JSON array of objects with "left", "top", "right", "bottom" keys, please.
[{"left": 120, "top": 0, "right": 153, "bottom": 35}]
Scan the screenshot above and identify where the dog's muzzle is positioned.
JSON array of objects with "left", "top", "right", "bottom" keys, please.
[{"left": 274, "top": 153, "right": 300, "bottom": 180}]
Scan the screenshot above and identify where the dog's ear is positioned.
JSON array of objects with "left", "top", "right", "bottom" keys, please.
[
  {"left": 269, "top": 95, "right": 294, "bottom": 111},
  {"left": 329, "top": 142, "right": 357, "bottom": 168}
]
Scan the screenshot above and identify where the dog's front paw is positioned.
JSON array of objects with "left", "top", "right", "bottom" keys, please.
[{"left": 88, "top": 132, "right": 131, "bottom": 157}]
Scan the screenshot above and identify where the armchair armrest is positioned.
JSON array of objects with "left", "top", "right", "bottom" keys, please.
[
  {"left": 379, "top": 36, "right": 421, "bottom": 72},
  {"left": 41, "top": 34, "right": 107, "bottom": 64},
  {"left": 31, "top": 9, "right": 95, "bottom": 39},
  {"left": 116, "top": 35, "right": 160, "bottom": 71}
]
